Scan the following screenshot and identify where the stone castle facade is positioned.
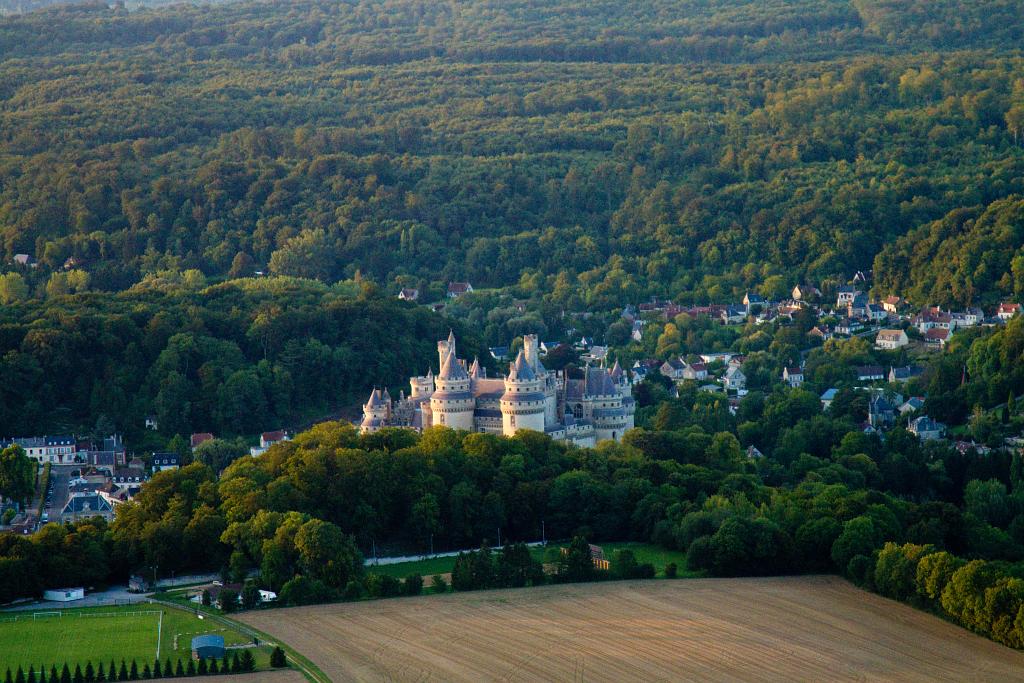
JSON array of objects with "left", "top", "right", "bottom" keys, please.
[{"left": 361, "top": 332, "right": 635, "bottom": 447}]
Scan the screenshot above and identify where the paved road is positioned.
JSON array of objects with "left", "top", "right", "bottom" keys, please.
[
  {"left": 43, "top": 465, "right": 74, "bottom": 522},
  {"left": 365, "top": 541, "right": 546, "bottom": 567}
]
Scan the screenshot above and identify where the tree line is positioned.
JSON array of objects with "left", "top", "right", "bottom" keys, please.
[{"left": 3, "top": 650, "right": 258, "bottom": 683}]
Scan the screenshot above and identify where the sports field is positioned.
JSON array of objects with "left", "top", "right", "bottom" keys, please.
[
  {"left": 0, "top": 605, "right": 250, "bottom": 672},
  {"left": 240, "top": 575, "right": 1024, "bottom": 682}
]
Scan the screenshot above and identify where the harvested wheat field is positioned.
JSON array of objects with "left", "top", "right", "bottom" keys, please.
[
  {"left": 203, "top": 671, "right": 305, "bottom": 683},
  {"left": 240, "top": 576, "right": 1024, "bottom": 682}
]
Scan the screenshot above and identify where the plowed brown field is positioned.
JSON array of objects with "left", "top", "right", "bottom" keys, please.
[{"left": 240, "top": 576, "right": 1024, "bottom": 682}]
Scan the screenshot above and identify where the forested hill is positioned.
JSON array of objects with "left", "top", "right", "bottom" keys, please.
[
  {"left": 0, "top": 0, "right": 1022, "bottom": 307},
  {"left": 0, "top": 276, "right": 492, "bottom": 438}
]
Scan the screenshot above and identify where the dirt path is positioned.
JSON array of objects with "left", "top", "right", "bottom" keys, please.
[
  {"left": 201, "top": 671, "right": 305, "bottom": 683},
  {"left": 239, "top": 576, "right": 1024, "bottom": 682}
]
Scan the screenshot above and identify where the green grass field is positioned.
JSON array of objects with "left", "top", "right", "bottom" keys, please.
[
  {"left": 0, "top": 605, "right": 256, "bottom": 673},
  {"left": 368, "top": 542, "right": 699, "bottom": 580}
]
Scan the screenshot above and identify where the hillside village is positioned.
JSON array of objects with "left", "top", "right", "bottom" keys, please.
[{"left": 397, "top": 275, "right": 1024, "bottom": 457}]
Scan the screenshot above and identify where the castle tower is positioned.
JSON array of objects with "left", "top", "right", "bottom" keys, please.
[
  {"left": 360, "top": 388, "right": 391, "bottom": 434},
  {"left": 410, "top": 369, "right": 434, "bottom": 399},
  {"left": 523, "top": 334, "right": 540, "bottom": 371},
  {"left": 500, "top": 350, "right": 547, "bottom": 436},
  {"left": 437, "top": 329, "right": 456, "bottom": 368},
  {"left": 430, "top": 345, "right": 475, "bottom": 431}
]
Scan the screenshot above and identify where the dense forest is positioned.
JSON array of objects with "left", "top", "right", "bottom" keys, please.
[
  {"left": 0, "top": 276, "right": 491, "bottom": 437},
  {"left": 0, "top": 0, "right": 1021, "bottom": 311}
]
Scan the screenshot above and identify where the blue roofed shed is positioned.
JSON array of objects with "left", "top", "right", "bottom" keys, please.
[{"left": 191, "top": 635, "right": 225, "bottom": 660}]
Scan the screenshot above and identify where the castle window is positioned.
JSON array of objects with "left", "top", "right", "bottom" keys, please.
[{"left": 510, "top": 414, "right": 516, "bottom": 427}]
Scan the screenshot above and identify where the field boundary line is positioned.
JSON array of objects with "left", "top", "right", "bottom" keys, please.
[{"left": 156, "top": 610, "right": 163, "bottom": 660}]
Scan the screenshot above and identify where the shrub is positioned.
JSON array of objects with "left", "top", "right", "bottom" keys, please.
[
  {"left": 365, "top": 574, "right": 402, "bottom": 598},
  {"left": 218, "top": 590, "right": 239, "bottom": 613},
  {"left": 847, "top": 554, "right": 877, "bottom": 588},
  {"left": 431, "top": 574, "right": 448, "bottom": 593},
  {"left": 403, "top": 574, "right": 423, "bottom": 596},
  {"left": 342, "top": 580, "right": 365, "bottom": 601},
  {"left": 238, "top": 651, "right": 255, "bottom": 673},
  {"left": 664, "top": 562, "right": 678, "bottom": 578},
  {"left": 270, "top": 647, "right": 287, "bottom": 668}
]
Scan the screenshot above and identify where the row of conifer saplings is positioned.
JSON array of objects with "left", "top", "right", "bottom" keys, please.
[{"left": 3, "top": 647, "right": 287, "bottom": 683}]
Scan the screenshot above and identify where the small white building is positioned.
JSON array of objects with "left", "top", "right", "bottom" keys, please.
[
  {"left": 723, "top": 366, "right": 746, "bottom": 391},
  {"left": 876, "top": 329, "right": 909, "bottom": 350},
  {"left": 782, "top": 366, "right": 804, "bottom": 388},
  {"left": 44, "top": 587, "right": 84, "bottom": 602}
]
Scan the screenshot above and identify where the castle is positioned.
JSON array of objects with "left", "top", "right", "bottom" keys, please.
[{"left": 361, "top": 332, "right": 635, "bottom": 447}]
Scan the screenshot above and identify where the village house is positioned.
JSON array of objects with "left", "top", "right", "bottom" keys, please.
[
  {"left": 792, "top": 284, "right": 820, "bottom": 301},
  {"left": 723, "top": 365, "right": 746, "bottom": 391},
  {"left": 0, "top": 435, "right": 77, "bottom": 465},
  {"left": 909, "top": 415, "right": 945, "bottom": 440},
  {"left": 144, "top": 415, "right": 158, "bottom": 430},
  {"left": 742, "top": 292, "right": 764, "bottom": 313},
  {"left": 847, "top": 292, "right": 869, "bottom": 319},
  {"left": 868, "top": 395, "right": 896, "bottom": 428},
  {"left": 820, "top": 388, "right": 838, "bottom": 410},
  {"left": 190, "top": 433, "right": 214, "bottom": 450},
  {"left": 875, "top": 328, "right": 909, "bottom": 350},
  {"left": 808, "top": 325, "right": 832, "bottom": 341},
  {"left": 882, "top": 296, "right": 903, "bottom": 314},
  {"left": 721, "top": 306, "right": 746, "bottom": 325},
  {"left": 951, "top": 308, "right": 984, "bottom": 328},
  {"left": 836, "top": 285, "right": 861, "bottom": 307},
  {"left": 446, "top": 282, "right": 473, "bottom": 299},
  {"left": 866, "top": 303, "right": 887, "bottom": 322},
  {"left": 660, "top": 358, "right": 686, "bottom": 381},
  {"left": 855, "top": 365, "right": 886, "bottom": 382},
  {"left": 61, "top": 492, "right": 114, "bottom": 521},
  {"left": 889, "top": 365, "right": 924, "bottom": 383},
  {"left": 925, "top": 327, "right": 951, "bottom": 348},
  {"left": 682, "top": 362, "right": 708, "bottom": 381},
  {"left": 12, "top": 253, "right": 37, "bottom": 268},
  {"left": 782, "top": 366, "right": 804, "bottom": 388},
  {"left": 914, "top": 308, "right": 953, "bottom": 334},
  {"left": 899, "top": 397, "right": 925, "bottom": 414},
  {"left": 835, "top": 318, "right": 864, "bottom": 336},
  {"left": 250, "top": 430, "right": 290, "bottom": 457},
  {"left": 398, "top": 288, "right": 419, "bottom": 302},
  {"left": 997, "top": 302, "right": 1021, "bottom": 321},
  {"left": 152, "top": 453, "right": 180, "bottom": 472},
  {"left": 630, "top": 364, "right": 649, "bottom": 385}
]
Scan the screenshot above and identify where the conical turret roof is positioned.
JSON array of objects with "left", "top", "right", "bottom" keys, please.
[
  {"left": 507, "top": 350, "right": 537, "bottom": 381},
  {"left": 438, "top": 349, "right": 469, "bottom": 381},
  {"left": 610, "top": 359, "right": 624, "bottom": 379},
  {"left": 365, "top": 388, "right": 384, "bottom": 408},
  {"left": 469, "top": 357, "right": 481, "bottom": 378}
]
